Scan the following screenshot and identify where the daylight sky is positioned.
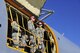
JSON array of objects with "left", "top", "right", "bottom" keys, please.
[{"left": 43, "top": 0, "right": 80, "bottom": 47}]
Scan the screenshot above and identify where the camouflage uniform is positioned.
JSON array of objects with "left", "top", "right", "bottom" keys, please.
[
  {"left": 36, "top": 27, "right": 45, "bottom": 53},
  {"left": 11, "top": 21, "right": 21, "bottom": 31},
  {"left": 28, "top": 20, "right": 35, "bottom": 33},
  {"left": 30, "top": 36, "right": 36, "bottom": 53},
  {"left": 11, "top": 21, "right": 21, "bottom": 46},
  {"left": 36, "top": 27, "right": 45, "bottom": 38},
  {"left": 28, "top": 20, "right": 36, "bottom": 53},
  {"left": 20, "top": 35, "right": 28, "bottom": 47},
  {"left": 12, "top": 33, "right": 21, "bottom": 46}
]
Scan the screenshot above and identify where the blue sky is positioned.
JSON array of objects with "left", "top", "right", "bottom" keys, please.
[{"left": 43, "top": 0, "right": 80, "bottom": 47}]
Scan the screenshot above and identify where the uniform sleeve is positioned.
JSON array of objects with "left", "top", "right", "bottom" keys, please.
[
  {"left": 28, "top": 20, "right": 35, "bottom": 30},
  {"left": 28, "top": 20, "right": 31, "bottom": 30},
  {"left": 35, "top": 28, "right": 39, "bottom": 35},
  {"left": 11, "top": 21, "right": 19, "bottom": 31}
]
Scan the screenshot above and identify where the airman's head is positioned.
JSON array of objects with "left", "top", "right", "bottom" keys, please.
[{"left": 30, "top": 16, "right": 35, "bottom": 22}]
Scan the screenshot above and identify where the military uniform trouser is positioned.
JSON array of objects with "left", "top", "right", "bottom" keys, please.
[{"left": 30, "top": 45, "right": 36, "bottom": 53}]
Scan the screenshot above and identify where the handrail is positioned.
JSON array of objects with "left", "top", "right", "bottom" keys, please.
[
  {"left": 8, "top": 18, "right": 36, "bottom": 37},
  {"left": 8, "top": 18, "right": 54, "bottom": 43},
  {"left": 6, "top": 43, "right": 28, "bottom": 53},
  {"left": 44, "top": 24, "right": 59, "bottom": 53},
  {"left": 7, "top": 37, "right": 32, "bottom": 48},
  {"left": 7, "top": 37, "right": 50, "bottom": 53},
  {"left": 8, "top": 18, "right": 56, "bottom": 53},
  {"left": 7, "top": 3, "right": 29, "bottom": 20},
  {"left": 9, "top": 6, "right": 13, "bottom": 21}
]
